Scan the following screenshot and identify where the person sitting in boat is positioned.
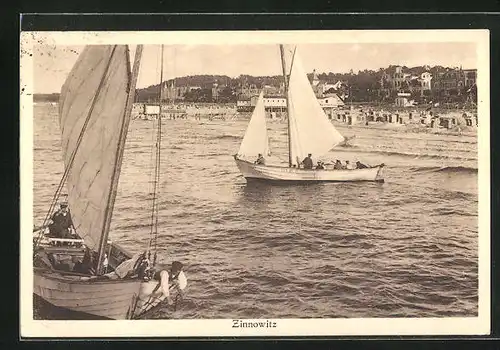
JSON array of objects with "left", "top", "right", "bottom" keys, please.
[
  {"left": 356, "top": 161, "right": 369, "bottom": 169},
  {"left": 72, "top": 256, "right": 85, "bottom": 274},
  {"left": 345, "top": 160, "right": 355, "bottom": 170},
  {"left": 102, "top": 253, "right": 109, "bottom": 273},
  {"left": 48, "top": 202, "right": 75, "bottom": 239},
  {"left": 254, "top": 153, "right": 266, "bottom": 165},
  {"left": 302, "top": 154, "right": 313, "bottom": 169},
  {"left": 81, "top": 247, "right": 96, "bottom": 274},
  {"left": 333, "top": 160, "right": 343, "bottom": 170},
  {"left": 33, "top": 248, "right": 53, "bottom": 269},
  {"left": 315, "top": 161, "right": 325, "bottom": 170}
]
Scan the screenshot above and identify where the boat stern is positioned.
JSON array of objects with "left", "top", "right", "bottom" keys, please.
[{"left": 374, "top": 163, "right": 385, "bottom": 183}]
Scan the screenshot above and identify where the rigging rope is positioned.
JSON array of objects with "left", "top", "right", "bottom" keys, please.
[
  {"left": 147, "top": 50, "right": 160, "bottom": 259},
  {"left": 148, "top": 44, "right": 164, "bottom": 268},
  {"left": 34, "top": 46, "right": 118, "bottom": 250}
]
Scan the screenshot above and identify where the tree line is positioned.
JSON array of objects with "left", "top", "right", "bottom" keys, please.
[{"left": 33, "top": 65, "right": 476, "bottom": 104}]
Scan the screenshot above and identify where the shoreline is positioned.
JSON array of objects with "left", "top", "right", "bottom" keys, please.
[
  {"left": 34, "top": 101, "right": 477, "bottom": 137},
  {"left": 333, "top": 121, "right": 477, "bottom": 137}
]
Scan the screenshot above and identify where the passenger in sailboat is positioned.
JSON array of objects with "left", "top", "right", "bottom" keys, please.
[
  {"left": 356, "top": 161, "right": 368, "bottom": 169},
  {"left": 345, "top": 160, "right": 355, "bottom": 170},
  {"left": 33, "top": 248, "right": 53, "bottom": 269},
  {"left": 103, "top": 253, "right": 109, "bottom": 273},
  {"left": 302, "top": 154, "right": 314, "bottom": 169},
  {"left": 72, "top": 256, "right": 85, "bottom": 273},
  {"left": 80, "top": 247, "right": 97, "bottom": 274},
  {"left": 333, "top": 160, "right": 343, "bottom": 170},
  {"left": 254, "top": 153, "right": 266, "bottom": 165},
  {"left": 315, "top": 161, "right": 325, "bottom": 170},
  {"left": 48, "top": 202, "right": 75, "bottom": 239}
]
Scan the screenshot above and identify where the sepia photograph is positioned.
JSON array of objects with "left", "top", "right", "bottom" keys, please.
[{"left": 20, "top": 29, "right": 490, "bottom": 337}]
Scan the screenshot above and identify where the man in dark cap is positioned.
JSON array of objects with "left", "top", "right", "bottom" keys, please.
[
  {"left": 254, "top": 153, "right": 266, "bottom": 165},
  {"left": 302, "top": 153, "right": 313, "bottom": 169},
  {"left": 356, "top": 161, "right": 368, "bottom": 169},
  {"left": 48, "top": 202, "right": 75, "bottom": 239},
  {"left": 333, "top": 160, "right": 342, "bottom": 170}
]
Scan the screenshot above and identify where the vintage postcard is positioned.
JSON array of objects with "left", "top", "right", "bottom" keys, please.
[{"left": 20, "top": 29, "right": 490, "bottom": 337}]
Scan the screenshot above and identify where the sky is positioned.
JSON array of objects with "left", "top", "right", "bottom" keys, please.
[{"left": 33, "top": 42, "right": 478, "bottom": 94}]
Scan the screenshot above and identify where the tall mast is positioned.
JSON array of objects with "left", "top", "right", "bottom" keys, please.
[
  {"left": 158, "top": 45, "right": 164, "bottom": 111},
  {"left": 279, "top": 44, "right": 292, "bottom": 168},
  {"left": 96, "top": 45, "right": 143, "bottom": 274},
  {"left": 172, "top": 47, "right": 176, "bottom": 106}
]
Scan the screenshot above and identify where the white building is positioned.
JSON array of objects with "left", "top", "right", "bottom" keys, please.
[
  {"left": 318, "top": 94, "right": 345, "bottom": 108},
  {"left": 263, "top": 96, "right": 287, "bottom": 108},
  {"left": 236, "top": 99, "right": 253, "bottom": 110},
  {"left": 420, "top": 72, "right": 432, "bottom": 90},
  {"left": 395, "top": 92, "right": 415, "bottom": 107},
  {"left": 237, "top": 88, "right": 344, "bottom": 115}
]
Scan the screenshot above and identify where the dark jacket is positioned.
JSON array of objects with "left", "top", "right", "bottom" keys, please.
[
  {"left": 302, "top": 156, "right": 313, "bottom": 169},
  {"left": 255, "top": 156, "right": 266, "bottom": 165},
  {"left": 48, "top": 211, "right": 73, "bottom": 238}
]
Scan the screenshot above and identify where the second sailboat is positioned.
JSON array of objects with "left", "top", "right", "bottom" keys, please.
[{"left": 234, "top": 45, "right": 384, "bottom": 183}]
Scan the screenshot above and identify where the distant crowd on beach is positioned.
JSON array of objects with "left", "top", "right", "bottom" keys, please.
[
  {"left": 323, "top": 105, "right": 478, "bottom": 134},
  {"left": 131, "top": 102, "right": 238, "bottom": 121},
  {"left": 129, "top": 102, "right": 478, "bottom": 134}
]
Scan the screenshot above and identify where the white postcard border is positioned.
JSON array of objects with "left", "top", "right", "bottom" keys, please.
[{"left": 20, "top": 29, "right": 490, "bottom": 338}]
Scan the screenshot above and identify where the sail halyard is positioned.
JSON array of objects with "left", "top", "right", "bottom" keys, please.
[
  {"left": 148, "top": 44, "right": 164, "bottom": 268},
  {"left": 237, "top": 90, "right": 270, "bottom": 160},
  {"left": 96, "top": 45, "right": 144, "bottom": 274},
  {"left": 286, "top": 47, "right": 345, "bottom": 166}
]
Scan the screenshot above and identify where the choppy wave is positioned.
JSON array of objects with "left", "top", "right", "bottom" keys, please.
[
  {"left": 376, "top": 133, "right": 478, "bottom": 145},
  {"left": 33, "top": 104, "right": 479, "bottom": 320},
  {"left": 194, "top": 152, "right": 227, "bottom": 158},
  {"left": 410, "top": 166, "right": 478, "bottom": 174},
  {"left": 334, "top": 148, "right": 477, "bottom": 162},
  {"left": 211, "top": 134, "right": 241, "bottom": 140},
  {"left": 338, "top": 143, "right": 357, "bottom": 148}
]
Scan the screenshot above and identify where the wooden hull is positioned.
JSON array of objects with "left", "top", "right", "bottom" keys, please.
[
  {"left": 33, "top": 242, "right": 169, "bottom": 320},
  {"left": 33, "top": 269, "right": 141, "bottom": 320},
  {"left": 234, "top": 158, "right": 384, "bottom": 182},
  {"left": 33, "top": 293, "right": 110, "bottom": 320}
]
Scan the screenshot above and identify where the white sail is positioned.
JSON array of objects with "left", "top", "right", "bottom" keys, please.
[
  {"left": 237, "top": 91, "right": 270, "bottom": 159},
  {"left": 59, "top": 45, "right": 132, "bottom": 251},
  {"left": 287, "top": 49, "right": 345, "bottom": 166}
]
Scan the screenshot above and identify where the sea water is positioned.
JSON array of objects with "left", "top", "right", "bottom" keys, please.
[{"left": 32, "top": 103, "right": 478, "bottom": 319}]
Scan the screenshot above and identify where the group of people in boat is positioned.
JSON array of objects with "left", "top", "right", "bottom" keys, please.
[
  {"left": 254, "top": 153, "right": 370, "bottom": 170},
  {"left": 333, "top": 159, "right": 369, "bottom": 170},
  {"left": 34, "top": 201, "right": 105, "bottom": 274},
  {"left": 34, "top": 242, "right": 103, "bottom": 275}
]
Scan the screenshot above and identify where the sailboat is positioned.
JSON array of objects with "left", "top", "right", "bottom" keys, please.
[
  {"left": 32, "top": 45, "right": 187, "bottom": 320},
  {"left": 234, "top": 45, "right": 384, "bottom": 183}
]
